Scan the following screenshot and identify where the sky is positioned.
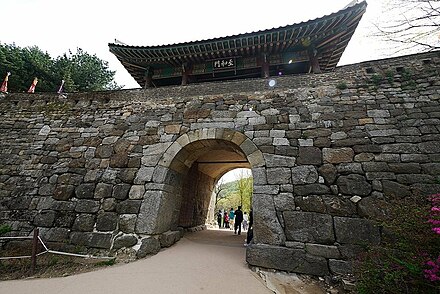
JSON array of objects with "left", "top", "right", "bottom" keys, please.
[{"left": 1, "top": 0, "right": 393, "bottom": 89}]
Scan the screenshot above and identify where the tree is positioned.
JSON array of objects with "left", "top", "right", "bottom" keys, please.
[
  {"left": 215, "top": 169, "right": 253, "bottom": 213},
  {"left": 0, "top": 43, "right": 121, "bottom": 92},
  {"left": 376, "top": 0, "right": 440, "bottom": 53},
  {"left": 54, "top": 48, "right": 121, "bottom": 92},
  {"left": 236, "top": 170, "right": 253, "bottom": 213},
  {"left": 213, "top": 179, "right": 229, "bottom": 207}
]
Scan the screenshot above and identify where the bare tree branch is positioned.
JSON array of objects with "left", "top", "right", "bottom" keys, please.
[{"left": 375, "top": 0, "right": 440, "bottom": 53}]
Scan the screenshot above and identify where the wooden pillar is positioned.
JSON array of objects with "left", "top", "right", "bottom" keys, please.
[
  {"left": 261, "top": 54, "right": 270, "bottom": 78},
  {"left": 144, "top": 67, "right": 153, "bottom": 88},
  {"left": 308, "top": 47, "right": 321, "bottom": 74},
  {"left": 181, "top": 63, "right": 189, "bottom": 86}
]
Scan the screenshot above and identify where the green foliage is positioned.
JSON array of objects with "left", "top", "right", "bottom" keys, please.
[
  {"left": 336, "top": 82, "right": 347, "bottom": 90},
  {"left": 0, "top": 224, "right": 12, "bottom": 235},
  {"left": 401, "top": 68, "right": 413, "bottom": 82},
  {"left": 0, "top": 43, "right": 121, "bottom": 92},
  {"left": 355, "top": 195, "right": 440, "bottom": 293},
  {"left": 370, "top": 74, "right": 383, "bottom": 86},
  {"left": 216, "top": 174, "right": 253, "bottom": 213},
  {"left": 385, "top": 70, "right": 395, "bottom": 83}
]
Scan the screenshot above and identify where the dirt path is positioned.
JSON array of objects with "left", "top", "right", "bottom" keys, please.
[
  {"left": 0, "top": 228, "right": 330, "bottom": 294},
  {"left": 0, "top": 228, "right": 271, "bottom": 294}
]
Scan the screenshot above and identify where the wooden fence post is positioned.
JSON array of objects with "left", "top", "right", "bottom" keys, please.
[{"left": 30, "top": 228, "right": 39, "bottom": 275}]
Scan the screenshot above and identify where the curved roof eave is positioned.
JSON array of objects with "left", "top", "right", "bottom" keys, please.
[{"left": 108, "top": 1, "right": 367, "bottom": 51}]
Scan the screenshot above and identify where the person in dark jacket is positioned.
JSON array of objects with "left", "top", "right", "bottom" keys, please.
[
  {"left": 234, "top": 206, "right": 244, "bottom": 235},
  {"left": 217, "top": 210, "right": 223, "bottom": 229},
  {"left": 246, "top": 209, "right": 253, "bottom": 245}
]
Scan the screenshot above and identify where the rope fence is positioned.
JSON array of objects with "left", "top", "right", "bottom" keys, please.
[{"left": 0, "top": 228, "right": 114, "bottom": 275}]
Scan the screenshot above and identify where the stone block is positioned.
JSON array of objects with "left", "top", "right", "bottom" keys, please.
[
  {"left": 96, "top": 212, "right": 118, "bottom": 231},
  {"left": 263, "top": 154, "right": 296, "bottom": 167},
  {"left": 337, "top": 163, "right": 363, "bottom": 174},
  {"left": 113, "top": 234, "right": 138, "bottom": 250},
  {"left": 337, "top": 174, "right": 371, "bottom": 196},
  {"left": 116, "top": 200, "right": 142, "bottom": 214},
  {"left": 253, "top": 194, "right": 285, "bottom": 245},
  {"left": 365, "top": 172, "right": 396, "bottom": 180},
  {"left": 382, "top": 143, "right": 419, "bottom": 154},
  {"left": 73, "top": 214, "right": 95, "bottom": 232},
  {"left": 252, "top": 167, "right": 267, "bottom": 185},
  {"left": 389, "top": 163, "right": 421, "bottom": 174},
  {"left": 109, "top": 153, "right": 128, "bottom": 168},
  {"left": 53, "top": 211, "right": 76, "bottom": 228},
  {"left": 358, "top": 196, "right": 391, "bottom": 220},
  {"left": 267, "top": 168, "right": 291, "bottom": 184},
  {"left": 159, "top": 230, "right": 181, "bottom": 248},
  {"left": 401, "top": 153, "right": 430, "bottom": 163},
  {"left": 133, "top": 167, "right": 154, "bottom": 184},
  {"left": 419, "top": 141, "right": 440, "bottom": 153},
  {"left": 33, "top": 210, "right": 56, "bottom": 227},
  {"left": 119, "top": 214, "right": 137, "bottom": 233},
  {"left": 322, "top": 196, "right": 357, "bottom": 216},
  {"left": 39, "top": 184, "right": 55, "bottom": 196},
  {"left": 75, "top": 183, "right": 95, "bottom": 199},
  {"left": 94, "top": 183, "right": 112, "bottom": 199},
  {"left": 49, "top": 200, "right": 76, "bottom": 211},
  {"left": 246, "top": 244, "right": 329, "bottom": 276},
  {"left": 253, "top": 185, "right": 279, "bottom": 195},
  {"left": 291, "top": 165, "right": 318, "bottom": 184},
  {"left": 334, "top": 217, "right": 380, "bottom": 245},
  {"left": 329, "top": 259, "right": 353, "bottom": 275},
  {"left": 112, "top": 183, "right": 131, "bottom": 200},
  {"left": 294, "top": 184, "right": 330, "bottom": 196},
  {"left": 75, "top": 200, "right": 100, "bottom": 213},
  {"left": 247, "top": 150, "right": 265, "bottom": 167},
  {"left": 295, "top": 196, "right": 326, "bottom": 213},
  {"left": 273, "top": 138, "right": 290, "bottom": 146},
  {"left": 297, "top": 147, "right": 322, "bottom": 165},
  {"left": 354, "top": 153, "right": 375, "bottom": 162},
  {"left": 90, "top": 232, "right": 113, "bottom": 249},
  {"left": 283, "top": 211, "right": 334, "bottom": 244},
  {"left": 323, "top": 148, "right": 354, "bottom": 164},
  {"left": 318, "top": 164, "right": 337, "bottom": 184},
  {"left": 129, "top": 185, "right": 145, "bottom": 200},
  {"left": 367, "top": 109, "right": 390, "bottom": 118},
  {"left": 40, "top": 227, "right": 70, "bottom": 242},
  {"left": 274, "top": 193, "right": 295, "bottom": 211},
  {"left": 136, "top": 236, "right": 161, "bottom": 258},
  {"left": 96, "top": 145, "right": 113, "bottom": 158},
  {"left": 53, "top": 185, "right": 75, "bottom": 200},
  {"left": 305, "top": 243, "right": 341, "bottom": 259},
  {"left": 102, "top": 198, "right": 116, "bottom": 211}
]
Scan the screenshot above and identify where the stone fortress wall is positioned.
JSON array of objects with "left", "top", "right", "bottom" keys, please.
[{"left": 0, "top": 50, "right": 439, "bottom": 275}]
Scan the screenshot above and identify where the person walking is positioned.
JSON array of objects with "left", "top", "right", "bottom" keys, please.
[
  {"left": 223, "top": 211, "right": 229, "bottom": 228},
  {"left": 217, "top": 210, "right": 223, "bottom": 229},
  {"left": 242, "top": 211, "right": 248, "bottom": 231},
  {"left": 228, "top": 208, "right": 235, "bottom": 230},
  {"left": 234, "top": 206, "right": 244, "bottom": 235}
]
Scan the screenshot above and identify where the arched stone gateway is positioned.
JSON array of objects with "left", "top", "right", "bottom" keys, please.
[
  {"left": 1, "top": 51, "right": 440, "bottom": 276},
  {"left": 134, "top": 128, "right": 264, "bottom": 235}
]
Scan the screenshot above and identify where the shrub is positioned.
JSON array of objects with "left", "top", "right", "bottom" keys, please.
[
  {"left": 355, "top": 194, "right": 440, "bottom": 293},
  {"left": 370, "top": 74, "right": 383, "bottom": 86},
  {"left": 0, "top": 224, "right": 12, "bottom": 235},
  {"left": 336, "top": 82, "right": 348, "bottom": 90}
]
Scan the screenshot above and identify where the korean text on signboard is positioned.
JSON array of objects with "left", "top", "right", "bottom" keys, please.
[{"left": 213, "top": 58, "right": 235, "bottom": 70}]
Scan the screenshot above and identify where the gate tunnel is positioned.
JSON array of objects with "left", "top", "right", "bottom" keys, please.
[{"left": 141, "top": 129, "right": 264, "bottom": 234}]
